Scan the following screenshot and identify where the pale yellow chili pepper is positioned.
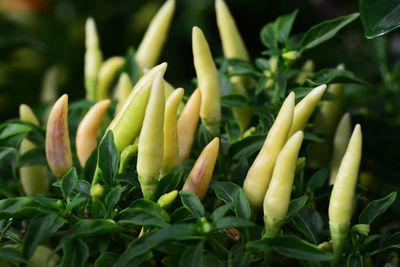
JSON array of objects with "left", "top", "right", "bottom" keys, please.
[
  {"left": 96, "top": 56, "right": 125, "bottom": 100},
  {"left": 295, "top": 59, "right": 314, "bottom": 84},
  {"left": 192, "top": 26, "right": 221, "bottom": 136},
  {"left": 157, "top": 190, "right": 178, "bottom": 209},
  {"left": 136, "top": 0, "right": 175, "bottom": 71},
  {"left": 137, "top": 72, "right": 165, "bottom": 200},
  {"left": 114, "top": 73, "right": 133, "bottom": 115},
  {"left": 243, "top": 92, "right": 295, "bottom": 212}
]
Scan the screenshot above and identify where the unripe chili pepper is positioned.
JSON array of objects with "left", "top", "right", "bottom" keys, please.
[
  {"left": 30, "top": 245, "right": 60, "bottom": 267},
  {"left": 85, "top": 17, "right": 103, "bottom": 101},
  {"left": 136, "top": 0, "right": 175, "bottom": 71},
  {"left": 96, "top": 56, "right": 124, "bottom": 100},
  {"left": 76, "top": 99, "right": 111, "bottom": 166},
  {"left": 157, "top": 190, "right": 178, "bottom": 209},
  {"left": 192, "top": 26, "right": 221, "bottom": 136},
  {"left": 263, "top": 131, "right": 304, "bottom": 238},
  {"left": 177, "top": 88, "right": 201, "bottom": 166},
  {"left": 329, "top": 113, "right": 351, "bottom": 185},
  {"left": 137, "top": 72, "right": 165, "bottom": 200},
  {"left": 308, "top": 65, "right": 344, "bottom": 168},
  {"left": 328, "top": 124, "right": 362, "bottom": 263},
  {"left": 288, "top": 84, "right": 327, "bottom": 137},
  {"left": 119, "top": 143, "right": 138, "bottom": 174},
  {"left": 19, "top": 104, "right": 48, "bottom": 196},
  {"left": 45, "top": 94, "right": 72, "bottom": 178},
  {"left": 108, "top": 62, "right": 167, "bottom": 152},
  {"left": 243, "top": 92, "right": 295, "bottom": 212},
  {"left": 160, "top": 87, "right": 184, "bottom": 177},
  {"left": 114, "top": 73, "right": 133, "bottom": 115},
  {"left": 295, "top": 59, "right": 314, "bottom": 84},
  {"left": 182, "top": 137, "right": 219, "bottom": 201}
]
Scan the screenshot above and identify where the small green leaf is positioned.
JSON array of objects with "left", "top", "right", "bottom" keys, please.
[
  {"left": 285, "top": 195, "right": 308, "bottom": 221},
  {"left": 229, "top": 134, "right": 266, "bottom": 160},
  {"left": 17, "top": 147, "right": 47, "bottom": 167},
  {"left": 360, "top": 0, "right": 400, "bottom": 38},
  {"left": 105, "top": 185, "right": 124, "bottom": 218},
  {"left": 215, "top": 216, "right": 255, "bottom": 229},
  {"left": 307, "top": 168, "right": 329, "bottom": 192},
  {"left": 179, "top": 241, "right": 204, "bottom": 267},
  {"left": 211, "top": 203, "right": 234, "bottom": 223},
  {"left": 94, "top": 252, "right": 119, "bottom": 267},
  {"left": 97, "top": 131, "right": 120, "bottom": 187},
  {"left": 60, "top": 239, "right": 89, "bottom": 267},
  {"left": 171, "top": 207, "right": 196, "bottom": 224},
  {"left": 211, "top": 182, "right": 240, "bottom": 204},
  {"left": 218, "top": 73, "right": 232, "bottom": 96},
  {"left": 235, "top": 188, "right": 251, "bottom": 220},
  {"left": 307, "top": 68, "right": 369, "bottom": 86},
  {"left": 155, "top": 167, "right": 183, "bottom": 201},
  {"left": 0, "top": 123, "right": 30, "bottom": 139},
  {"left": 122, "top": 47, "right": 141, "bottom": 85},
  {"left": 0, "top": 246, "right": 29, "bottom": 264},
  {"left": 128, "top": 199, "right": 169, "bottom": 221},
  {"left": 260, "top": 23, "right": 277, "bottom": 49},
  {"left": 359, "top": 191, "right": 397, "bottom": 224},
  {"left": 255, "top": 76, "right": 269, "bottom": 95},
  {"left": 221, "top": 94, "right": 250, "bottom": 108},
  {"left": 347, "top": 253, "right": 363, "bottom": 267},
  {"left": 0, "top": 197, "right": 58, "bottom": 219},
  {"left": 255, "top": 58, "right": 270, "bottom": 70},
  {"left": 300, "top": 13, "right": 360, "bottom": 52},
  {"left": 61, "top": 167, "right": 78, "bottom": 199},
  {"left": 118, "top": 208, "right": 170, "bottom": 228},
  {"left": 274, "top": 9, "right": 299, "bottom": 44},
  {"left": 180, "top": 191, "right": 204, "bottom": 218}
]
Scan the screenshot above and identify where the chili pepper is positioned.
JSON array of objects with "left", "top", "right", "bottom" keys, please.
[
  {"left": 329, "top": 113, "right": 351, "bottom": 185},
  {"left": 192, "top": 26, "right": 221, "bottom": 136},
  {"left": 76, "top": 99, "right": 111, "bottom": 166},
  {"left": 263, "top": 131, "right": 304, "bottom": 238},
  {"left": 96, "top": 56, "right": 125, "bottom": 100},
  {"left": 177, "top": 88, "right": 201, "bottom": 166},
  {"left": 108, "top": 62, "right": 167, "bottom": 152},
  {"left": 243, "top": 92, "right": 295, "bottom": 212},
  {"left": 295, "top": 59, "right": 314, "bottom": 84},
  {"left": 45, "top": 94, "right": 72, "bottom": 178},
  {"left": 119, "top": 143, "right": 138, "bottom": 174},
  {"left": 157, "top": 190, "right": 178, "bottom": 209},
  {"left": 19, "top": 104, "right": 48, "bottom": 196},
  {"left": 328, "top": 124, "right": 362, "bottom": 264},
  {"left": 288, "top": 84, "right": 327, "bottom": 137},
  {"left": 137, "top": 72, "right": 165, "bottom": 200},
  {"left": 114, "top": 72, "right": 133, "bottom": 115},
  {"left": 164, "top": 80, "right": 185, "bottom": 114},
  {"left": 30, "top": 245, "right": 60, "bottom": 267},
  {"left": 182, "top": 137, "right": 219, "bottom": 201},
  {"left": 136, "top": 0, "right": 175, "bottom": 71},
  {"left": 160, "top": 87, "right": 184, "bottom": 177},
  {"left": 85, "top": 17, "right": 103, "bottom": 101},
  {"left": 308, "top": 65, "right": 344, "bottom": 169}
]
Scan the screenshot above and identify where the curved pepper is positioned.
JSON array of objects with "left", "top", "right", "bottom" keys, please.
[
  {"left": 164, "top": 80, "right": 185, "bottom": 114},
  {"left": 329, "top": 113, "right": 352, "bottom": 185},
  {"left": 108, "top": 62, "right": 167, "bottom": 152},
  {"left": 295, "top": 59, "right": 314, "bottom": 84},
  {"left": 215, "top": 0, "right": 252, "bottom": 133},
  {"left": 19, "top": 104, "right": 48, "bottom": 195},
  {"left": 114, "top": 72, "right": 133, "bottom": 115},
  {"left": 288, "top": 84, "right": 327, "bottom": 137},
  {"left": 96, "top": 56, "right": 125, "bottom": 100},
  {"left": 85, "top": 17, "right": 103, "bottom": 101},
  {"left": 328, "top": 124, "right": 362, "bottom": 264},
  {"left": 157, "top": 190, "right": 178, "bottom": 209},
  {"left": 177, "top": 88, "right": 201, "bottom": 166},
  {"left": 76, "top": 99, "right": 111, "bottom": 166},
  {"left": 160, "top": 87, "right": 184, "bottom": 177},
  {"left": 243, "top": 92, "right": 295, "bottom": 212},
  {"left": 137, "top": 72, "right": 165, "bottom": 200},
  {"left": 45, "top": 94, "right": 72, "bottom": 178},
  {"left": 182, "top": 137, "right": 220, "bottom": 201},
  {"left": 192, "top": 26, "right": 221, "bottom": 136},
  {"left": 263, "top": 131, "right": 304, "bottom": 238},
  {"left": 136, "top": 0, "right": 175, "bottom": 71}
]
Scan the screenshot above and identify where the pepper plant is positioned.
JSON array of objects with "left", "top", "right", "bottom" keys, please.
[{"left": 0, "top": 0, "right": 400, "bottom": 266}]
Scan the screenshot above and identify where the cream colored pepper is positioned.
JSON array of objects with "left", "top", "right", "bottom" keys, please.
[{"left": 96, "top": 56, "right": 125, "bottom": 100}]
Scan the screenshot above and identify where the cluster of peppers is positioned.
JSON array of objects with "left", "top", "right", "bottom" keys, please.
[{"left": 18, "top": 0, "right": 363, "bottom": 265}]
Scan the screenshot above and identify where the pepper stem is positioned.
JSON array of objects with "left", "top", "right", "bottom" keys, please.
[
  {"left": 138, "top": 175, "right": 158, "bottom": 200},
  {"left": 329, "top": 221, "right": 349, "bottom": 266},
  {"left": 263, "top": 216, "right": 283, "bottom": 239}
]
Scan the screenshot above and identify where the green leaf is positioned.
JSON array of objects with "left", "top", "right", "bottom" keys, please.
[
  {"left": 304, "top": 132, "right": 324, "bottom": 143},
  {"left": 360, "top": 0, "right": 400, "bottom": 38},
  {"left": 180, "top": 191, "right": 204, "bottom": 218},
  {"left": 171, "top": 207, "right": 196, "bottom": 224},
  {"left": 211, "top": 182, "right": 240, "bottom": 204},
  {"left": 59, "top": 239, "right": 89, "bottom": 267},
  {"left": 285, "top": 195, "right": 308, "bottom": 221},
  {"left": 128, "top": 199, "right": 169, "bottom": 221},
  {"left": 95, "top": 252, "right": 119, "bottom": 267},
  {"left": 255, "top": 76, "right": 269, "bottom": 95},
  {"left": 235, "top": 188, "right": 251, "bottom": 220},
  {"left": 118, "top": 207, "right": 169, "bottom": 228},
  {"left": 359, "top": 191, "right": 397, "bottom": 224},
  {"left": 228, "top": 61, "right": 258, "bottom": 77},
  {"left": 0, "top": 123, "right": 30, "bottom": 139},
  {"left": 0, "top": 146, "right": 16, "bottom": 162},
  {"left": 274, "top": 9, "right": 299, "bottom": 44},
  {"left": 221, "top": 94, "right": 250, "bottom": 108},
  {"left": 0, "top": 246, "right": 29, "bottom": 264},
  {"left": 122, "top": 47, "right": 141, "bottom": 85},
  {"left": 154, "top": 167, "right": 183, "bottom": 201},
  {"left": 211, "top": 203, "right": 234, "bottom": 223},
  {"left": 260, "top": 23, "right": 277, "bottom": 49},
  {"left": 215, "top": 217, "right": 255, "bottom": 229},
  {"left": 347, "top": 253, "right": 363, "bottom": 267},
  {"left": 300, "top": 13, "right": 360, "bottom": 52},
  {"left": 0, "top": 197, "right": 58, "bottom": 219},
  {"left": 61, "top": 167, "right": 78, "bottom": 199},
  {"left": 113, "top": 224, "right": 196, "bottom": 266},
  {"left": 22, "top": 214, "right": 64, "bottom": 259},
  {"left": 307, "top": 68, "right": 369, "bottom": 86},
  {"left": 179, "top": 241, "right": 204, "bottom": 267},
  {"left": 229, "top": 134, "right": 266, "bottom": 160},
  {"left": 307, "top": 168, "right": 329, "bottom": 192},
  {"left": 17, "top": 147, "right": 47, "bottom": 167},
  {"left": 105, "top": 185, "right": 124, "bottom": 218},
  {"left": 290, "top": 206, "right": 323, "bottom": 244},
  {"left": 218, "top": 73, "right": 232, "bottom": 96},
  {"left": 97, "top": 131, "right": 120, "bottom": 187},
  {"left": 255, "top": 58, "right": 270, "bottom": 70},
  {"left": 67, "top": 193, "right": 87, "bottom": 211}
]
